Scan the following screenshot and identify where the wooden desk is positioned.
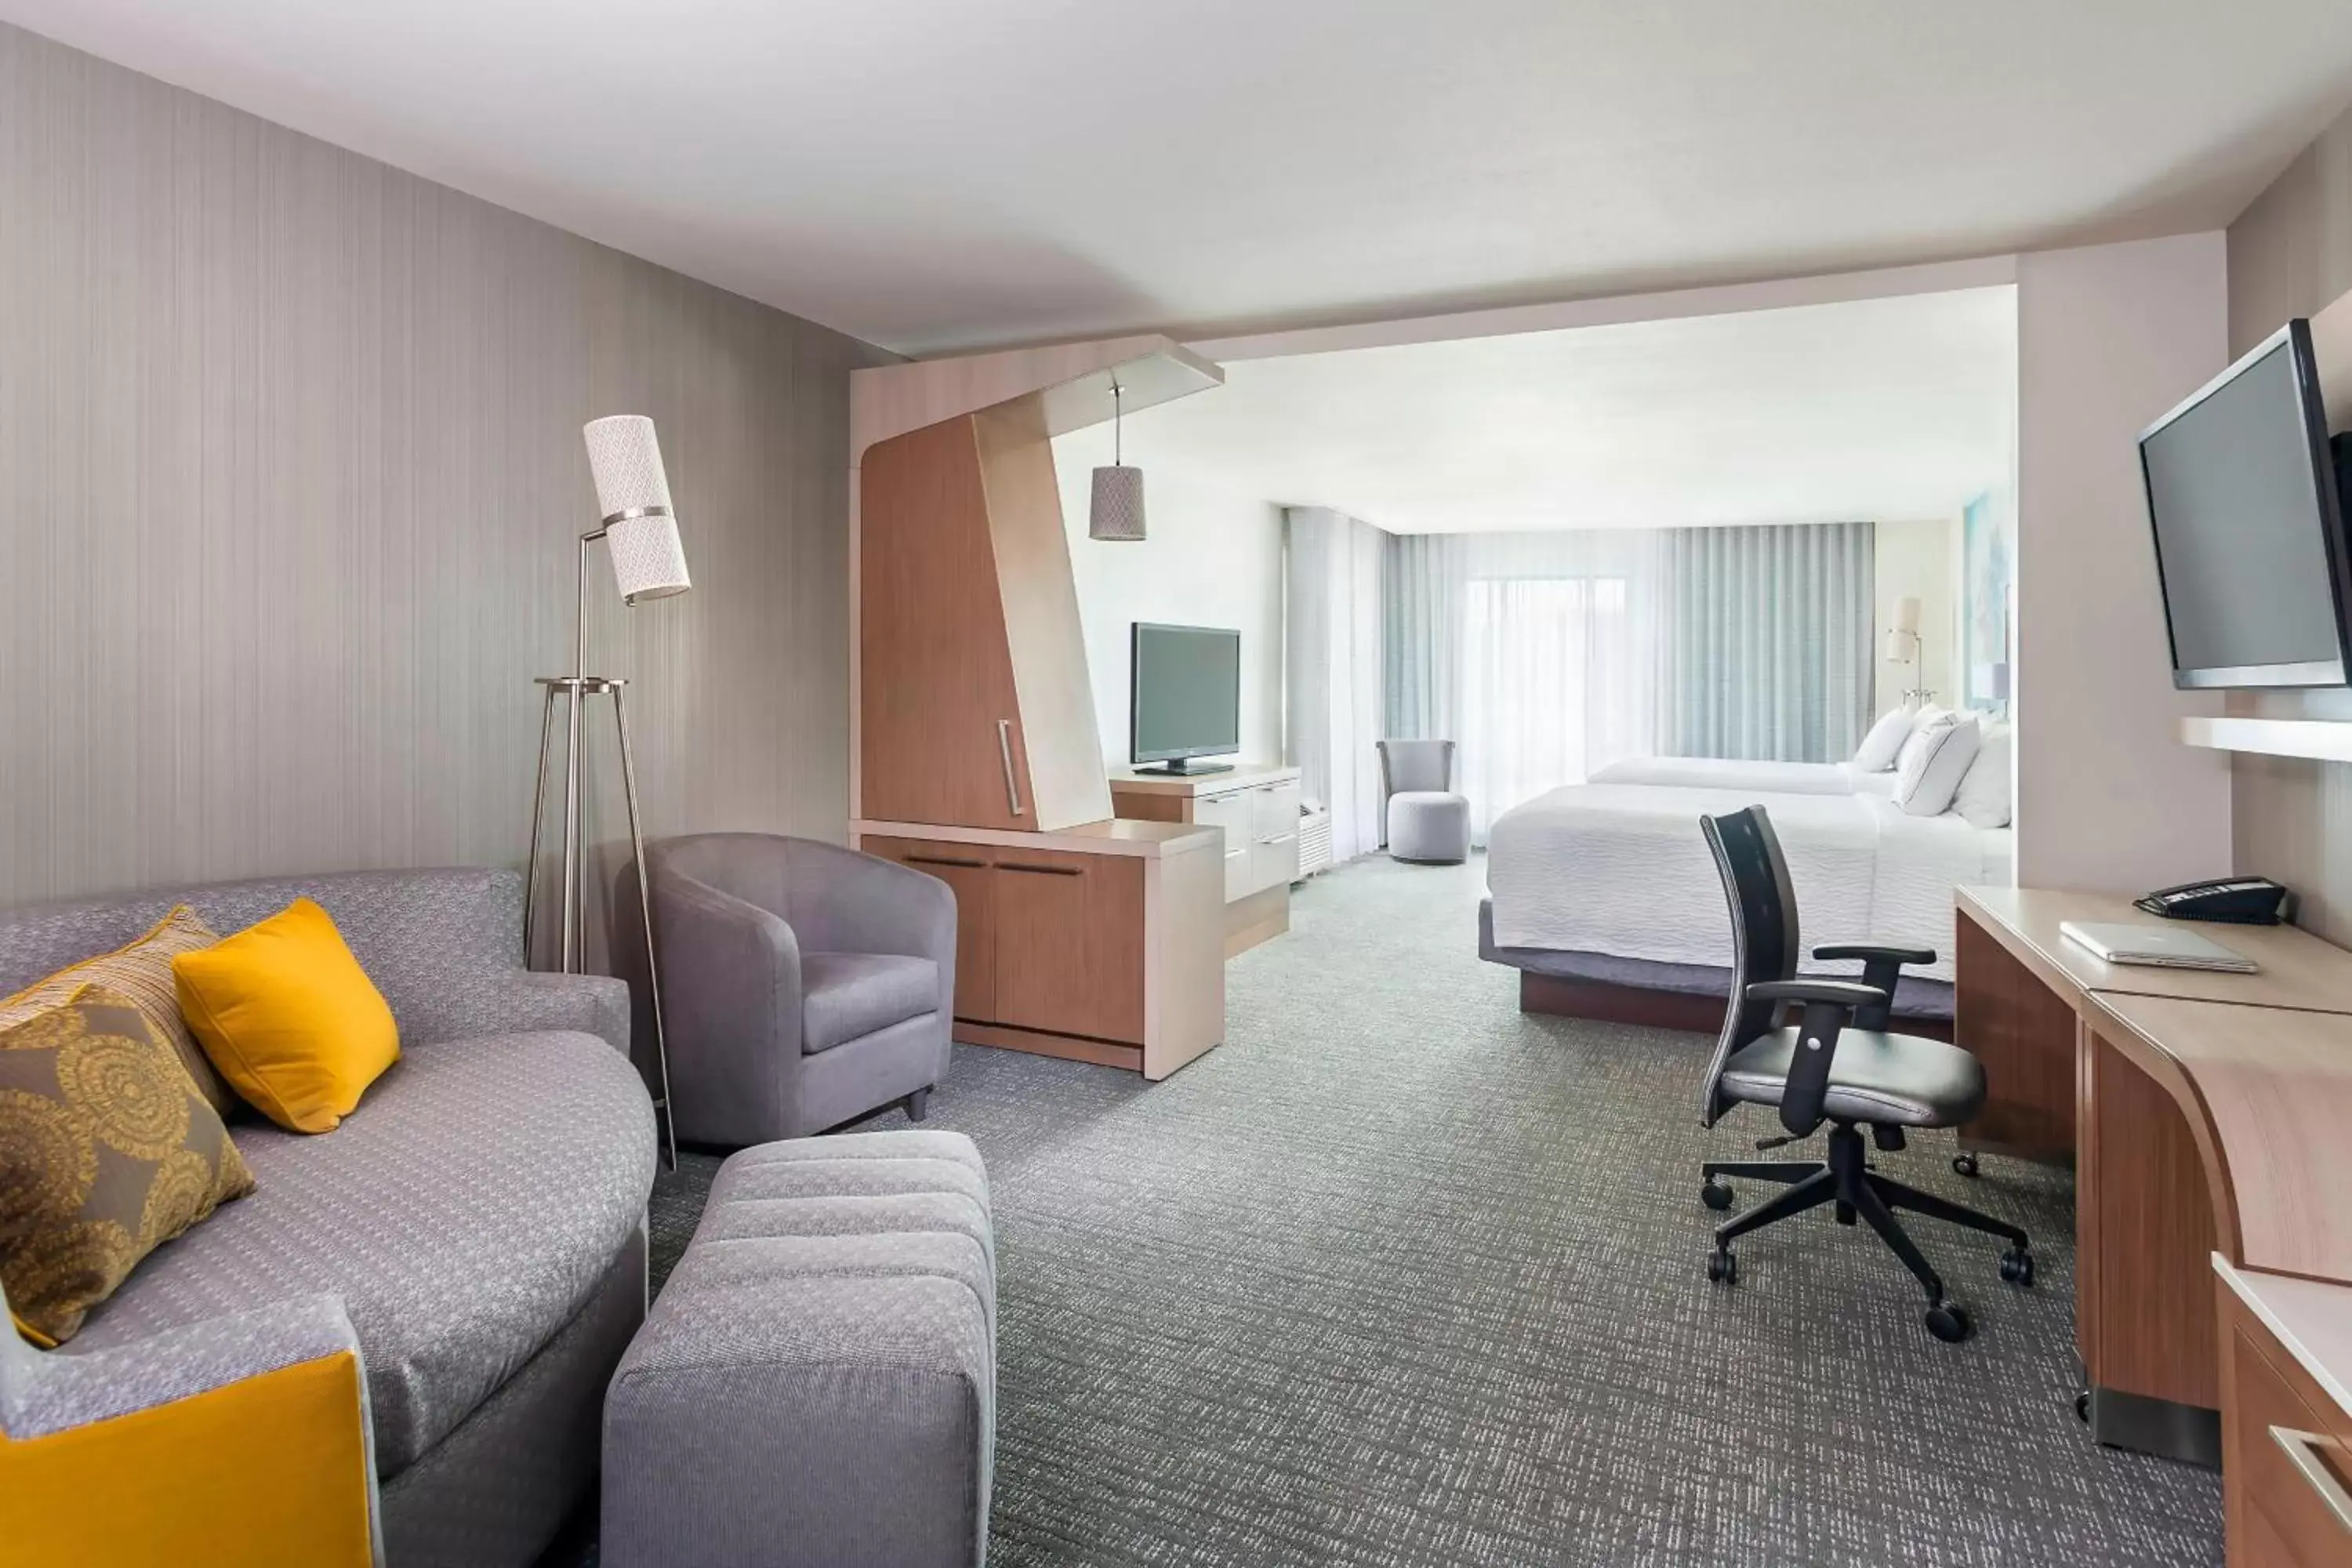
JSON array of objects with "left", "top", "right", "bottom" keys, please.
[
  {"left": 2216, "top": 1262, "right": 2352, "bottom": 1566},
  {"left": 1955, "top": 887, "right": 2352, "bottom": 1166},
  {"left": 1955, "top": 886, "right": 2352, "bottom": 1468}
]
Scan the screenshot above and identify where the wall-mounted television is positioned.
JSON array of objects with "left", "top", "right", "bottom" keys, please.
[
  {"left": 1131, "top": 622, "right": 1240, "bottom": 774},
  {"left": 2140, "top": 318, "right": 2352, "bottom": 689}
]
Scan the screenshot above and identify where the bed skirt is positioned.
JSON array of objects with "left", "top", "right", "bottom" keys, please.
[{"left": 1478, "top": 897, "right": 1955, "bottom": 1035}]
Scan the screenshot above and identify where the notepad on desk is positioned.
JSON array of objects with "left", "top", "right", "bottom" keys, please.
[{"left": 2060, "top": 921, "right": 2259, "bottom": 974}]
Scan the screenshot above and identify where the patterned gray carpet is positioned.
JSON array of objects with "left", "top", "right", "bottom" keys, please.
[{"left": 571, "top": 853, "right": 2224, "bottom": 1567}]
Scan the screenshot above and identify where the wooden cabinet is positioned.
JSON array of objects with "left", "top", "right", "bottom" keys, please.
[
  {"left": 860, "top": 823, "right": 1221, "bottom": 1078},
  {"left": 864, "top": 837, "right": 999, "bottom": 1023},
  {"left": 859, "top": 404, "right": 1113, "bottom": 833},
  {"left": 1108, "top": 764, "right": 1304, "bottom": 956},
  {"left": 991, "top": 848, "right": 1145, "bottom": 1044},
  {"left": 2217, "top": 1265, "right": 2352, "bottom": 1566}
]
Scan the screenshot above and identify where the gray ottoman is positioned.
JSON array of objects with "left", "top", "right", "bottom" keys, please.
[
  {"left": 602, "top": 1131, "right": 995, "bottom": 1568},
  {"left": 1388, "top": 791, "right": 1472, "bottom": 863}
]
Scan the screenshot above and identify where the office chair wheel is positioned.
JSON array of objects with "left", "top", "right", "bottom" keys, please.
[
  {"left": 1951, "top": 1152, "right": 1980, "bottom": 1178},
  {"left": 1924, "top": 1302, "right": 1973, "bottom": 1343},
  {"left": 1700, "top": 1178, "right": 1734, "bottom": 1211},
  {"left": 2075, "top": 1390, "right": 2092, "bottom": 1424},
  {"left": 1707, "top": 1248, "right": 1738, "bottom": 1286},
  {"left": 1998, "top": 1247, "right": 2035, "bottom": 1287}
]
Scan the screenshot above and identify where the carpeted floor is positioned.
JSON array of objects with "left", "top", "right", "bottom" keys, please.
[{"left": 557, "top": 852, "right": 2223, "bottom": 1567}]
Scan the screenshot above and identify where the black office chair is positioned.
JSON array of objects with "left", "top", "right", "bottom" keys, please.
[{"left": 1697, "top": 805, "right": 2031, "bottom": 1343}]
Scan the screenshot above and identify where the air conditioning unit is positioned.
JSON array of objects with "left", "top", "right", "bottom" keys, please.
[{"left": 1296, "top": 804, "right": 1334, "bottom": 879}]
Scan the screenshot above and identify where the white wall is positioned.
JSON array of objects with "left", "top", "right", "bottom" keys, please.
[
  {"left": 1050, "top": 424, "right": 1287, "bottom": 768},
  {"left": 1872, "top": 517, "right": 1955, "bottom": 711},
  {"left": 2014, "top": 234, "right": 2232, "bottom": 892}
]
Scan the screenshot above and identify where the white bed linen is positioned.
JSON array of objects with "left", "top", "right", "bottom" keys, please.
[
  {"left": 1485, "top": 782, "right": 2013, "bottom": 983},
  {"left": 1586, "top": 756, "right": 1892, "bottom": 797}
]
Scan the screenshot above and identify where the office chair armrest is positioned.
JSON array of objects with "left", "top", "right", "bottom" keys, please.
[
  {"left": 1743, "top": 980, "right": 1889, "bottom": 1137},
  {"left": 1810, "top": 944, "right": 1935, "bottom": 967},
  {"left": 1810, "top": 945, "right": 1935, "bottom": 1030},
  {"left": 1743, "top": 979, "right": 1889, "bottom": 1008}
]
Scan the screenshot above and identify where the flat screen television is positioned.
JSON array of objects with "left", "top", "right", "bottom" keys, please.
[
  {"left": 2140, "top": 317, "right": 2352, "bottom": 689},
  {"left": 1130, "top": 622, "right": 1241, "bottom": 774}
]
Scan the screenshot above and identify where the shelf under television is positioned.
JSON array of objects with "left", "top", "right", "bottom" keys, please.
[{"left": 2181, "top": 716, "right": 2352, "bottom": 763}]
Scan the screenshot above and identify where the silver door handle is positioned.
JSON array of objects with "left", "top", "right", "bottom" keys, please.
[
  {"left": 2272, "top": 1427, "right": 2352, "bottom": 1533},
  {"left": 996, "top": 719, "right": 1025, "bottom": 818}
]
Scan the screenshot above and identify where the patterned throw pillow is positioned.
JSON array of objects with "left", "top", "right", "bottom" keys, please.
[
  {"left": 0, "top": 985, "right": 256, "bottom": 1345},
  {"left": 0, "top": 905, "right": 234, "bottom": 1116}
]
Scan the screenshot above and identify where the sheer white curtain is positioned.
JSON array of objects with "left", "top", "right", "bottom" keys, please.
[
  {"left": 1285, "top": 507, "right": 1387, "bottom": 862},
  {"left": 1387, "top": 531, "right": 1663, "bottom": 843}
]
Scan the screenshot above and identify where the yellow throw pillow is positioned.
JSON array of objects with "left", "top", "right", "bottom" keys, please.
[
  {"left": 172, "top": 898, "right": 400, "bottom": 1134},
  {"left": 0, "top": 985, "right": 256, "bottom": 1345},
  {"left": 0, "top": 905, "right": 235, "bottom": 1116}
]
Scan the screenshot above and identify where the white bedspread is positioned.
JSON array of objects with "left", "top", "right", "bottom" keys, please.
[
  {"left": 1588, "top": 756, "right": 1894, "bottom": 797},
  {"left": 1485, "top": 782, "right": 2012, "bottom": 983}
]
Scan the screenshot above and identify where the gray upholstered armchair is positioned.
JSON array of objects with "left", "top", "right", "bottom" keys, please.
[
  {"left": 1378, "top": 739, "right": 1472, "bottom": 864},
  {"left": 616, "top": 833, "right": 956, "bottom": 1147}
]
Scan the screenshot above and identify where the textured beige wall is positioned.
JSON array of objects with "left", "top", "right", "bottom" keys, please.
[
  {"left": 2014, "top": 234, "right": 2232, "bottom": 895},
  {"left": 2224, "top": 100, "right": 2352, "bottom": 938},
  {"left": 0, "top": 24, "right": 893, "bottom": 955}
]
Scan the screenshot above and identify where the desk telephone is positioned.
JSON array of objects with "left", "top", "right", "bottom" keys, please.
[{"left": 2134, "top": 877, "right": 2292, "bottom": 926}]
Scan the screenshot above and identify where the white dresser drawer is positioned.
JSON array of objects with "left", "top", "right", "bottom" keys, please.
[
  {"left": 1251, "top": 830, "right": 1300, "bottom": 891},
  {"left": 1250, "top": 781, "right": 1301, "bottom": 841},
  {"left": 1192, "top": 793, "right": 1254, "bottom": 899}
]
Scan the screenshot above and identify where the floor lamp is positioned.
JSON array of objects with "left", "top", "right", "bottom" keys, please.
[{"left": 524, "top": 414, "right": 688, "bottom": 1168}]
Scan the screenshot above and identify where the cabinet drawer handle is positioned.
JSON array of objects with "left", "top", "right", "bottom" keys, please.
[
  {"left": 1258, "top": 833, "right": 1298, "bottom": 846},
  {"left": 906, "top": 854, "right": 986, "bottom": 870},
  {"left": 999, "top": 862, "right": 1081, "bottom": 877},
  {"left": 996, "top": 719, "right": 1025, "bottom": 818},
  {"left": 2273, "top": 1428, "right": 2352, "bottom": 1532}
]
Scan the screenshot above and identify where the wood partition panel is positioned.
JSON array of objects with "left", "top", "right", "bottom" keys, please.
[
  {"left": 974, "top": 401, "right": 1113, "bottom": 830},
  {"left": 1955, "top": 911, "right": 2078, "bottom": 1162},
  {"left": 2085, "top": 1024, "right": 2223, "bottom": 1410},
  {"left": 858, "top": 418, "right": 1029, "bottom": 829}
]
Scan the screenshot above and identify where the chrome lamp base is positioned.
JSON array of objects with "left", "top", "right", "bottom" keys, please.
[{"left": 522, "top": 673, "right": 677, "bottom": 1171}]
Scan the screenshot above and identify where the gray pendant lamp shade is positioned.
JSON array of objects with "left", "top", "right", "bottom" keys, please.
[{"left": 1089, "top": 379, "right": 1146, "bottom": 541}]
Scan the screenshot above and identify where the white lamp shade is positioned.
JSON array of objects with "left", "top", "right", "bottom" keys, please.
[
  {"left": 583, "top": 415, "right": 688, "bottom": 601},
  {"left": 1090, "top": 464, "right": 1146, "bottom": 541},
  {"left": 607, "top": 512, "right": 690, "bottom": 602},
  {"left": 1893, "top": 594, "right": 1922, "bottom": 636},
  {"left": 584, "top": 415, "right": 673, "bottom": 518}
]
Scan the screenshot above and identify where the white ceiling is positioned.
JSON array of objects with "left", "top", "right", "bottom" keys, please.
[
  {"left": 6, "top": 2, "right": 2350, "bottom": 356},
  {"left": 1053, "top": 287, "right": 2017, "bottom": 533}
]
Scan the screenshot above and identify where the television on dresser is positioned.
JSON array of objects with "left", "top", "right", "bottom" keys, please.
[
  {"left": 1130, "top": 622, "right": 1240, "bottom": 774},
  {"left": 2139, "top": 317, "right": 2352, "bottom": 689}
]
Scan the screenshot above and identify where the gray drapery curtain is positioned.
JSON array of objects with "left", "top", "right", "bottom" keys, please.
[
  {"left": 1655, "top": 521, "right": 1875, "bottom": 763},
  {"left": 1382, "top": 530, "right": 1664, "bottom": 842}
]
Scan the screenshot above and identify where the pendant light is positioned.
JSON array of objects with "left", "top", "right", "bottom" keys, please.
[{"left": 1089, "top": 378, "right": 1146, "bottom": 541}]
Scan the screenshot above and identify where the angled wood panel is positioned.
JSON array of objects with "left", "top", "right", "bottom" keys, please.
[
  {"left": 858, "top": 416, "right": 1028, "bottom": 829},
  {"left": 973, "top": 400, "right": 1112, "bottom": 830}
]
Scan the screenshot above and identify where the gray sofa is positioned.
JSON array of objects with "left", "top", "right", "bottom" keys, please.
[
  {"left": 0, "top": 868, "right": 656, "bottom": 1568},
  {"left": 618, "top": 833, "right": 956, "bottom": 1146}
]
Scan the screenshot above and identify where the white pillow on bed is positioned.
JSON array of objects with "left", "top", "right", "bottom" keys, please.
[
  {"left": 1893, "top": 710, "right": 1980, "bottom": 816},
  {"left": 1852, "top": 699, "right": 1920, "bottom": 772},
  {"left": 1952, "top": 722, "right": 2013, "bottom": 828}
]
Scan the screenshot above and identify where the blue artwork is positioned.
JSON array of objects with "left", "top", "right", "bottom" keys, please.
[{"left": 1961, "top": 493, "right": 2010, "bottom": 713}]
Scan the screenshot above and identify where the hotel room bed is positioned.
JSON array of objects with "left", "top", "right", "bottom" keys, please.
[{"left": 1479, "top": 771, "right": 2013, "bottom": 1027}]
